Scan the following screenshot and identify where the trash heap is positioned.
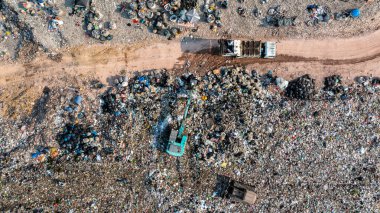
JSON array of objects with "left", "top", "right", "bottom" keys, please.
[
  {"left": 324, "top": 75, "right": 343, "bottom": 94},
  {"left": 202, "top": 0, "right": 224, "bottom": 30},
  {"left": 70, "top": 0, "right": 89, "bottom": 16},
  {"left": 334, "top": 8, "right": 361, "bottom": 21},
  {"left": 2, "top": 66, "right": 379, "bottom": 211},
  {"left": 84, "top": 5, "right": 114, "bottom": 41},
  {"left": 100, "top": 71, "right": 171, "bottom": 116},
  {"left": 31, "top": 146, "right": 60, "bottom": 162},
  {"left": 0, "top": 12, "right": 14, "bottom": 45},
  {"left": 306, "top": 4, "right": 330, "bottom": 26},
  {"left": 60, "top": 67, "right": 317, "bottom": 165},
  {"left": 322, "top": 75, "right": 352, "bottom": 101},
  {"left": 372, "top": 77, "right": 380, "bottom": 86},
  {"left": 188, "top": 67, "right": 266, "bottom": 165},
  {"left": 56, "top": 123, "right": 101, "bottom": 160},
  {"left": 285, "top": 74, "right": 315, "bottom": 100},
  {"left": 355, "top": 75, "right": 380, "bottom": 93},
  {"left": 119, "top": 0, "right": 195, "bottom": 39},
  {"left": 118, "top": 0, "right": 226, "bottom": 38},
  {"left": 19, "top": 1, "right": 43, "bottom": 16},
  {"left": 263, "top": 5, "right": 297, "bottom": 27},
  {"left": 97, "top": 67, "right": 267, "bottom": 163},
  {"left": 19, "top": 0, "right": 64, "bottom": 31}
]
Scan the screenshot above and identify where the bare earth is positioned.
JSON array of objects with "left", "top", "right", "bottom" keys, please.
[
  {"left": 2, "top": 28, "right": 380, "bottom": 90},
  {"left": 277, "top": 29, "right": 380, "bottom": 60}
]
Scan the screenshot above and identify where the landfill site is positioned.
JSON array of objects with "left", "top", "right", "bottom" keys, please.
[{"left": 1, "top": 0, "right": 380, "bottom": 212}]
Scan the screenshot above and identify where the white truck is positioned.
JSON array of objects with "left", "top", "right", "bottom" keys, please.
[{"left": 219, "top": 39, "right": 276, "bottom": 59}]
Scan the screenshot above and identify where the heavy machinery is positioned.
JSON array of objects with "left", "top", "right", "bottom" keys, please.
[
  {"left": 217, "top": 175, "right": 258, "bottom": 205},
  {"left": 227, "top": 181, "right": 258, "bottom": 205},
  {"left": 219, "top": 39, "right": 276, "bottom": 59},
  {"left": 165, "top": 94, "right": 192, "bottom": 157}
]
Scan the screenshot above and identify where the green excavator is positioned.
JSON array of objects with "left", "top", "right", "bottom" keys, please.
[{"left": 165, "top": 94, "right": 192, "bottom": 157}]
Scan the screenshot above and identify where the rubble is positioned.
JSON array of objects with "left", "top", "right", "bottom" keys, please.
[
  {"left": 306, "top": 4, "right": 331, "bottom": 26},
  {"left": 19, "top": 0, "right": 64, "bottom": 32},
  {"left": 334, "top": 8, "right": 361, "bottom": 21},
  {"left": 263, "top": 5, "right": 297, "bottom": 27},
  {"left": 84, "top": 5, "right": 114, "bottom": 41},
  {"left": 323, "top": 75, "right": 343, "bottom": 94},
  {"left": 118, "top": 0, "right": 227, "bottom": 38},
  {"left": 285, "top": 74, "right": 315, "bottom": 100}
]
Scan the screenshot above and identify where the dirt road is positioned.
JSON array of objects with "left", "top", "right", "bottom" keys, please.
[
  {"left": 128, "top": 31, "right": 380, "bottom": 85},
  {"left": 2, "top": 29, "right": 380, "bottom": 88},
  {"left": 277, "top": 29, "right": 380, "bottom": 60}
]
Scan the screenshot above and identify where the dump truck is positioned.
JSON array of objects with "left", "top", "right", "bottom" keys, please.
[
  {"left": 216, "top": 175, "right": 258, "bottom": 205},
  {"left": 219, "top": 39, "right": 276, "bottom": 59},
  {"left": 227, "top": 181, "right": 257, "bottom": 205},
  {"left": 165, "top": 94, "right": 192, "bottom": 157}
]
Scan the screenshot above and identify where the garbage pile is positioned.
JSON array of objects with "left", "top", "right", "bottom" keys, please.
[
  {"left": 189, "top": 67, "right": 265, "bottom": 165},
  {"left": 306, "top": 4, "right": 330, "bottom": 26},
  {"left": 182, "top": 0, "right": 198, "bottom": 9},
  {"left": 285, "top": 74, "right": 315, "bottom": 99},
  {"left": 19, "top": 1, "right": 43, "bottom": 16},
  {"left": 372, "top": 77, "right": 380, "bottom": 86},
  {"left": 84, "top": 5, "right": 114, "bottom": 41},
  {"left": 202, "top": 0, "right": 224, "bottom": 30},
  {"left": 19, "top": 0, "right": 64, "bottom": 31},
  {"left": 334, "top": 8, "right": 360, "bottom": 21},
  {"left": 119, "top": 0, "right": 196, "bottom": 39},
  {"left": 56, "top": 123, "right": 101, "bottom": 159},
  {"left": 324, "top": 75, "right": 343, "bottom": 94},
  {"left": 322, "top": 75, "right": 352, "bottom": 101},
  {"left": 31, "top": 146, "right": 60, "bottom": 162},
  {"left": 2, "top": 66, "right": 380, "bottom": 211},
  {"left": 118, "top": 0, "right": 226, "bottom": 38},
  {"left": 101, "top": 76, "right": 130, "bottom": 115},
  {"left": 263, "top": 5, "right": 297, "bottom": 27},
  {"left": 0, "top": 12, "right": 14, "bottom": 44},
  {"left": 97, "top": 67, "right": 266, "bottom": 162},
  {"left": 355, "top": 75, "right": 380, "bottom": 93},
  {"left": 69, "top": 0, "right": 89, "bottom": 16}
]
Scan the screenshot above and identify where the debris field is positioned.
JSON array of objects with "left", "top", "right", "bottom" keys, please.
[{"left": 0, "top": 66, "right": 380, "bottom": 211}]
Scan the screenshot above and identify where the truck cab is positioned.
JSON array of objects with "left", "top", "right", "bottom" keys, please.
[{"left": 262, "top": 41, "right": 276, "bottom": 59}]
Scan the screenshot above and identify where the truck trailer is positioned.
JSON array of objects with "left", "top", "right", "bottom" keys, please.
[{"left": 219, "top": 39, "right": 276, "bottom": 59}]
